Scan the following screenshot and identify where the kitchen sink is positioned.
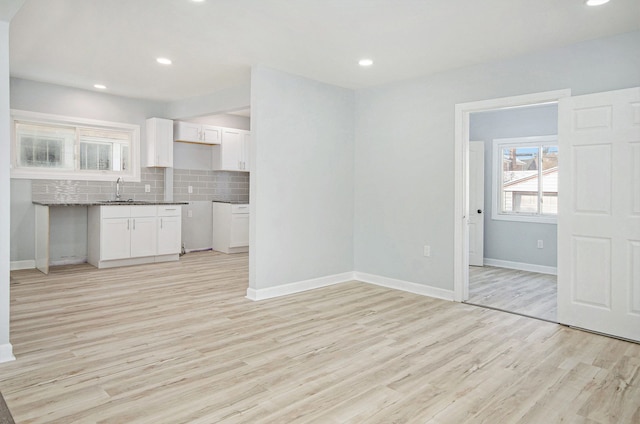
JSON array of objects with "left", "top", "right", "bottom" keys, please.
[
  {"left": 97, "top": 200, "right": 134, "bottom": 204},
  {"left": 96, "top": 200, "right": 156, "bottom": 204}
]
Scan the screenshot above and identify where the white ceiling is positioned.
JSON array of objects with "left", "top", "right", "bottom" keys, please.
[{"left": 8, "top": 0, "right": 640, "bottom": 102}]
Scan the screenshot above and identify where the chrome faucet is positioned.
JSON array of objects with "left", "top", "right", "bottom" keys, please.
[{"left": 116, "top": 177, "right": 123, "bottom": 200}]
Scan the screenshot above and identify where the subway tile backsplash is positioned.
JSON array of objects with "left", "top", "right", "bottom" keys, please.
[
  {"left": 173, "top": 169, "right": 249, "bottom": 203},
  {"left": 30, "top": 168, "right": 250, "bottom": 204},
  {"left": 31, "top": 168, "right": 165, "bottom": 203}
]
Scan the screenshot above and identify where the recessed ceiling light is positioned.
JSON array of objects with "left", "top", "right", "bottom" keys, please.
[
  {"left": 94, "top": 84, "right": 107, "bottom": 89},
  {"left": 156, "top": 57, "right": 172, "bottom": 65},
  {"left": 586, "top": 0, "right": 610, "bottom": 6},
  {"left": 358, "top": 59, "right": 373, "bottom": 67},
  {"left": 192, "top": 0, "right": 205, "bottom": 2}
]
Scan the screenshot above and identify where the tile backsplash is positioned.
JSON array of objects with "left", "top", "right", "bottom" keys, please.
[
  {"left": 30, "top": 168, "right": 250, "bottom": 204},
  {"left": 173, "top": 169, "right": 249, "bottom": 203},
  {"left": 31, "top": 168, "right": 165, "bottom": 203}
]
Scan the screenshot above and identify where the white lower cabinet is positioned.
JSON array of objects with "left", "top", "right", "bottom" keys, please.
[
  {"left": 212, "top": 203, "right": 249, "bottom": 253},
  {"left": 157, "top": 205, "right": 182, "bottom": 255},
  {"left": 88, "top": 205, "right": 182, "bottom": 268}
]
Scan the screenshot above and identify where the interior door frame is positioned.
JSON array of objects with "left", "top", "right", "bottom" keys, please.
[{"left": 453, "top": 89, "right": 571, "bottom": 302}]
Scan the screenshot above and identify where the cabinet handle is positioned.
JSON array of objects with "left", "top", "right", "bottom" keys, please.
[
  {"left": 133, "top": 219, "right": 136, "bottom": 230},
  {"left": 161, "top": 218, "right": 163, "bottom": 229},
  {"left": 127, "top": 219, "right": 130, "bottom": 230}
]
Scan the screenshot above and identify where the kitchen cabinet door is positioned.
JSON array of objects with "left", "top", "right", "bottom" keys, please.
[
  {"left": 157, "top": 215, "right": 181, "bottom": 255},
  {"left": 241, "top": 131, "right": 251, "bottom": 171},
  {"left": 213, "top": 128, "right": 249, "bottom": 171},
  {"left": 222, "top": 129, "right": 243, "bottom": 170},
  {"left": 229, "top": 213, "right": 250, "bottom": 248},
  {"left": 174, "top": 121, "right": 201, "bottom": 143},
  {"left": 146, "top": 118, "right": 173, "bottom": 167},
  {"left": 101, "top": 218, "right": 131, "bottom": 260},
  {"left": 130, "top": 216, "right": 157, "bottom": 258},
  {"left": 202, "top": 126, "right": 222, "bottom": 144}
]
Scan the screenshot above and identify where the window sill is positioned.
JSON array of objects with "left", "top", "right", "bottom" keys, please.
[{"left": 491, "top": 213, "right": 557, "bottom": 225}]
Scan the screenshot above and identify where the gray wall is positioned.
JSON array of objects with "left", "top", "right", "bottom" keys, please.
[
  {"left": 354, "top": 31, "right": 640, "bottom": 291},
  {"left": 250, "top": 66, "right": 355, "bottom": 290},
  {"left": 469, "top": 104, "right": 558, "bottom": 267}
]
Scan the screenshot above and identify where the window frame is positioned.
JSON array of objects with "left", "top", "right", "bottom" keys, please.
[
  {"left": 491, "top": 135, "right": 558, "bottom": 224},
  {"left": 10, "top": 110, "right": 141, "bottom": 182}
]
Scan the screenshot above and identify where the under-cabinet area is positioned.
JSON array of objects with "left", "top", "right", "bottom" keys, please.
[{"left": 88, "top": 205, "right": 183, "bottom": 268}]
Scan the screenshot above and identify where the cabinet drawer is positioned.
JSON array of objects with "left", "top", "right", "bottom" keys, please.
[
  {"left": 131, "top": 205, "right": 157, "bottom": 217},
  {"left": 101, "top": 205, "right": 130, "bottom": 218},
  {"left": 157, "top": 205, "right": 181, "bottom": 216},
  {"left": 231, "top": 204, "right": 249, "bottom": 214}
]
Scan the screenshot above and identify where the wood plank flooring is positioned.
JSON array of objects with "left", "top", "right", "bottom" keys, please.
[
  {"left": 2, "top": 252, "right": 639, "bottom": 423},
  {"left": 468, "top": 266, "right": 557, "bottom": 322}
]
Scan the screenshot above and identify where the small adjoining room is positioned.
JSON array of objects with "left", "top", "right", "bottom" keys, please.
[{"left": 1, "top": 1, "right": 639, "bottom": 423}]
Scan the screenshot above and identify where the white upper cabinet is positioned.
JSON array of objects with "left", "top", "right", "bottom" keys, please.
[
  {"left": 146, "top": 118, "right": 173, "bottom": 167},
  {"left": 174, "top": 121, "right": 222, "bottom": 145},
  {"left": 201, "top": 126, "right": 222, "bottom": 144},
  {"left": 212, "top": 128, "right": 250, "bottom": 172}
]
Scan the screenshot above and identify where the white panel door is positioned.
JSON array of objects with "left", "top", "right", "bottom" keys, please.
[
  {"left": 468, "top": 141, "right": 485, "bottom": 266},
  {"left": 558, "top": 86, "right": 640, "bottom": 341}
]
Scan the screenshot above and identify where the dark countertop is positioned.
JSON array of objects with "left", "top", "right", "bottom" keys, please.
[
  {"left": 212, "top": 200, "right": 250, "bottom": 204},
  {"left": 33, "top": 201, "right": 189, "bottom": 206}
]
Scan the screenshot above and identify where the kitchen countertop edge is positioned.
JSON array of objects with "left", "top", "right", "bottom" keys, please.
[{"left": 33, "top": 201, "right": 189, "bottom": 206}]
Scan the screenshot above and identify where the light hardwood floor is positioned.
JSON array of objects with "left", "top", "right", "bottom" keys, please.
[
  {"left": 2, "top": 252, "right": 639, "bottom": 423},
  {"left": 468, "top": 266, "right": 557, "bottom": 322}
]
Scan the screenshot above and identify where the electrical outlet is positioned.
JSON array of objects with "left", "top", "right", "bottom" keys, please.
[
  {"left": 188, "top": 209, "right": 193, "bottom": 218},
  {"left": 423, "top": 245, "right": 431, "bottom": 257},
  {"left": 537, "top": 240, "right": 544, "bottom": 249},
  {"left": 144, "top": 184, "right": 150, "bottom": 193},
  {"left": 188, "top": 185, "right": 193, "bottom": 194}
]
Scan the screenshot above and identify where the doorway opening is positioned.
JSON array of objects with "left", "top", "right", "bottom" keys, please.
[
  {"left": 453, "top": 89, "right": 571, "bottom": 321},
  {"left": 466, "top": 104, "right": 559, "bottom": 321}
]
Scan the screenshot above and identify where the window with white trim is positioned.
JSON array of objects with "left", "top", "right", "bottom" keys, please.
[
  {"left": 11, "top": 110, "right": 140, "bottom": 182},
  {"left": 492, "top": 136, "right": 558, "bottom": 224}
]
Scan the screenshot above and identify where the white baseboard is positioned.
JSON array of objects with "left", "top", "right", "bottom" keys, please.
[
  {"left": 0, "top": 343, "right": 15, "bottom": 363},
  {"left": 10, "top": 260, "right": 35, "bottom": 271},
  {"left": 50, "top": 257, "right": 88, "bottom": 267},
  {"left": 246, "top": 272, "right": 355, "bottom": 301},
  {"left": 247, "top": 271, "right": 456, "bottom": 302},
  {"left": 483, "top": 258, "right": 557, "bottom": 275},
  {"left": 354, "top": 272, "right": 455, "bottom": 301}
]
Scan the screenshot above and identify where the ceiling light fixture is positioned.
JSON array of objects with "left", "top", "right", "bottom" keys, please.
[
  {"left": 358, "top": 58, "right": 373, "bottom": 67},
  {"left": 585, "top": 0, "right": 610, "bottom": 6},
  {"left": 156, "top": 57, "right": 172, "bottom": 65},
  {"left": 94, "top": 84, "right": 107, "bottom": 89}
]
